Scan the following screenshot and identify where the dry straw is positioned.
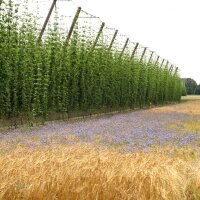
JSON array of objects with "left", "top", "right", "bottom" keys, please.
[{"left": 1, "top": 144, "right": 200, "bottom": 200}]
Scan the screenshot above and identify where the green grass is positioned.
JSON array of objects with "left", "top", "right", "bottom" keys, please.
[{"left": 181, "top": 95, "right": 200, "bottom": 101}]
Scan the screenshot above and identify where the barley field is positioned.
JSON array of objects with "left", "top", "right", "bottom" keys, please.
[{"left": 1, "top": 98, "right": 200, "bottom": 200}]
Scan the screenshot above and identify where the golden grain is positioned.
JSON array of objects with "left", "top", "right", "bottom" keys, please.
[{"left": 1, "top": 144, "right": 200, "bottom": 200}]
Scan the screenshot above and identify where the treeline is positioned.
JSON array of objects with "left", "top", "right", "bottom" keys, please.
[
  {"left": 182, "top": 78, "right": 200, "bottom": 95},
  {"left": 0, "top": 1, "right": 183, "bottom": 121}
]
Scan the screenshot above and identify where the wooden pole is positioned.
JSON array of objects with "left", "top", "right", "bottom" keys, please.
[
  {"left": 161, "top": 59, "right": 165, "bottom": 67},
  {"left": 86, "top": 22, "right": 104, "bottom": 114},
  {"left": 108, "top": 30, "right": 118, "bottom": 50},
  {"left": 120, "top": 38, "right": 129, "bottom": 58},
  {"left": 38, "top": 0, "right": 57, "bottom": 42},
  {"left": 169, "top": 64, "right": 174, "bottom": 72},
  {"left": 147, "top": 51, "right": 154, "bottom": 65},
  {"left": 140, "top": 47, "right": 147, "bottom": 63},
  {"left": 65, "top": 7, "right": 81, "bottom": 45},
  {"left": 90, "top": 22, "right": 105, "bottom": 53},
  {"left": 130, "top": 42, "right": 139, "bottom": 60},
  {"left": 165, "top": 61, "right": 169, "bottom": 68},
  {"left": 155, "top": 55, "right": 160, "bottom": 65},
  {"left": 86, "top": 22, "right": 105, "bottom": 62}
]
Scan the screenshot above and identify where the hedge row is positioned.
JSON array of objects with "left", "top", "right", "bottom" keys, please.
[{"left": 0, "top": 1, "right": 183, "bottom": 120}]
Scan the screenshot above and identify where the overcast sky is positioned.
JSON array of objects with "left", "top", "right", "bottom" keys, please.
[{"left": 69, "top": 0, "right": 200, "bottom": 84}]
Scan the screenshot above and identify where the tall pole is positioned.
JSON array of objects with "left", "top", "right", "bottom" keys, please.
[
  {"left": 38, "top": 0, "right": 57, "bottom": 42},
  {"left": 140, "top": 47, "right": 147, "bottom": 63},
  {"left": 120, "top": 38, "right": 129, "bottom": 58},
  {"left": 161, "top": 59, "right": 165, "bottom": 67},
  {"left": 169, "top": 64, "right": 173, "bottom": 72},
  {"left": 130, "top": 42, "right": 139, "bottom": 60},
  {"left": 90, "top": 22, "right": 105, "bottom": 52},
  {"left": 155, "top": 55, "right": 160, "bottom": 65},
  {"left": 108, "top": 30, "right": 118, "bottom": 50},
  {"left": 86, "top": 22, "right": 105, "bottom": 61},
  {"left": 147, "top": 51, "right": 154, "bottom": 65},
  {"left": 65, "top": 7, "right": 81, "bottom": 45},
  {"left": 165, "top": 61, "right": 169, "bottom": 68}
]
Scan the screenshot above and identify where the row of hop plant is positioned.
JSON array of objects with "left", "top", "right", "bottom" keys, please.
[{"left": 0, "top": 0, "right": 183, "bottom": 120}]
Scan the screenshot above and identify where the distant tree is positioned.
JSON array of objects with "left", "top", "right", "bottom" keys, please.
[
  {"left": 195, "top": 84, "right": 200, "bottom": 95},
  {"left": 182, "top": 78, "right": 198, "bottom": 95}
]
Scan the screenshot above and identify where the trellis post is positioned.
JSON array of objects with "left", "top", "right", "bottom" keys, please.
[
  {"left": 155, "top": 55, "right": 160, "bottom": 65},
  {"left": 119, "top": 38, "right": 129, "bottom": 58},
  {"left": 140, "top": 47, "right": 147, "bottom": 63},
  {"left": 175, "top": 67, "right": 178, "bottom": 73},
  {"left": 165, "top": 61, "right": 169, "bottom": 69},
  {"left": 65, "top": 7, "right": 81, "bottom": 45},
  {"left": 147, "top": 51, "right": 154, "bottom": 65},
  {"left": 108, "top": 30, "right": 118, "bottom": 50},
  {"left": 161, "top": 59, "right": 165, "bottom": 67},
  {"left": 90, "top": 22, "right": 105, "bottom": 53},
  {"left": 85, "top": 22, "right": 105, "bottom": 62},
  {"left": 169, "top": 64, "right": 174, "bottom": 72},
  {"left": 38, "top": 0, "right": 57, "bottom": 42},
  {"left": 130, "top": 42, "right": 139, "bottom": 60}
]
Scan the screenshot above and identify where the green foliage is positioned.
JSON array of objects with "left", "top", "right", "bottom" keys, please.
[
  {"left": 181, "top": 82, "right": 187, "bottom": 96},
  {"left": 182, "top": 78, "right": 198, "bottom": 95},
  {"left": 0, "top": 1, "right": 183, "bottom": 121},
  {"left": 195, "top": 85, "right": 200, "bottom": 95}
]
